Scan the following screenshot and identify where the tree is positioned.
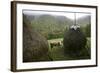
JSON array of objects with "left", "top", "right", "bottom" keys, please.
[
  {"left": 63, "top": 26, "right": 87, "bottom": 58},
  {"left": 85, "top": 24, "right": 91, "bottom": 37}
]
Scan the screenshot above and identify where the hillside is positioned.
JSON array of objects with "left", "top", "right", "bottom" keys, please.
[
  {"left": 23, "top": 14, "right": 91, "bottom": 39},
  {"left": 26, "top": 14, "right": 73, "bottom": 39}
]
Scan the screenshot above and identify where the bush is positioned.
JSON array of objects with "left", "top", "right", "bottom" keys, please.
[{"left": 63, "top": 27, "right": 87, "bottom": 58}]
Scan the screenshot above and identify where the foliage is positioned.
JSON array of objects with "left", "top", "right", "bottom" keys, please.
[
  {"left": 80, "top": 24, "right": 91, "bottom": 37},
  {"left": 85, "top": 24, "right": 91, "bottom": 37},
  {"left": 30, "top": 15, "right": 69, "bottom": 40},
  {"left": 63, "top": 28, "right": 87, "bottom": 58}
]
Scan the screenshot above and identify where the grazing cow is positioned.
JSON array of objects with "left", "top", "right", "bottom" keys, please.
[{"left": 50, "top": 42, "right": 61, "bottom": 48}]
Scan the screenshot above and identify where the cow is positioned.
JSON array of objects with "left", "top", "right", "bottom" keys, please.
[{"left": 50, "top": 42, "right": 60, "bottom": 48}]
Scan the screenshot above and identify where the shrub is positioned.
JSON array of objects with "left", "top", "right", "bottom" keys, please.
[{"left": 63, "top": 26, "right": 87, "bottom": 58}]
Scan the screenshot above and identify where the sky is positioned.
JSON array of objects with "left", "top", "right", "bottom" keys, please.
[{"left": 23, "top": 10, "right": 91, "bottom": 20}]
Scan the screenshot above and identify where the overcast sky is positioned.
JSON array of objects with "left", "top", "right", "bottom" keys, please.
[{"left": 23, "top": 10, "right": 91, "bottom": 20}]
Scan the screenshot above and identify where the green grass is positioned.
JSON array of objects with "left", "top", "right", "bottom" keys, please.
[{"left": 48, "top": 37, "right": 91, "bottom": 61}]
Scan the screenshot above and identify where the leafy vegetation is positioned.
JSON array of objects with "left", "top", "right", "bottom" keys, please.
[{"left": 63, "top": 28, "right": 87, "bottom": 58}]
